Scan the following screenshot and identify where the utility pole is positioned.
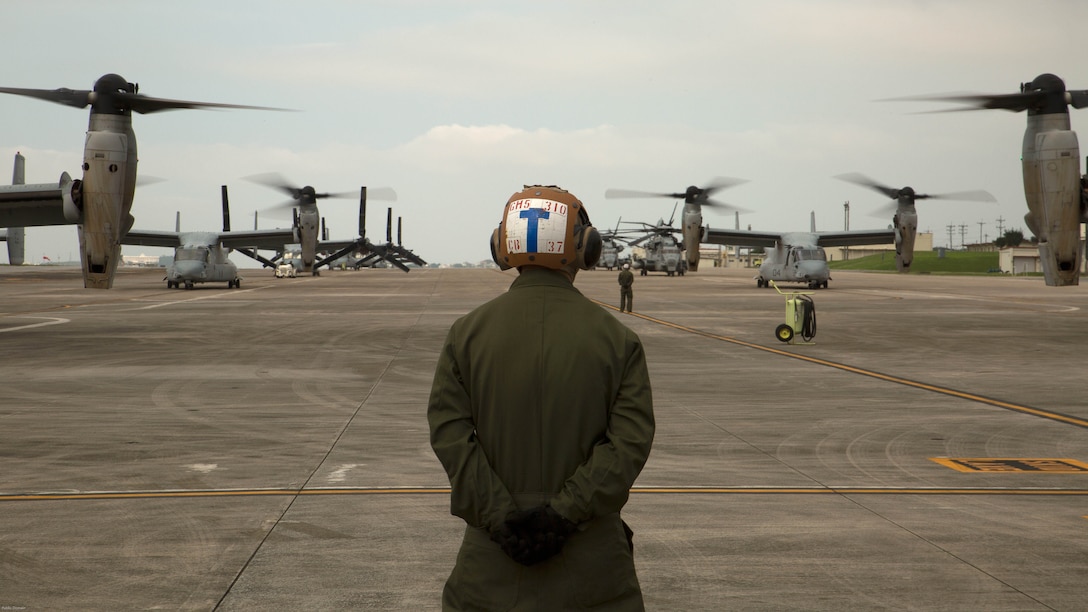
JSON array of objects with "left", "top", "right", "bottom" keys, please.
[
  {"left": 843, "top": 201, "right": 850, "bottom": 261},
  {"left": 977, "top": 221, "right": 985, "bottom": 244},
  {"left": 946, "top": 224, "right": 955, "bottom": 249},
  {"left": 996, "top": 216, "right": 1006, "bottom": 236},
  {"left": 958, "top": 224, "right": 969, "bottom": 249}
]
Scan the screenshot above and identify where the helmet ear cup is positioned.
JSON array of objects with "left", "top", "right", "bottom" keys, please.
[
  {"left": 576, "top": 225, "right": 602, "bottom": 270},
  {"left": 490, "top": 226, "right": 512, "bottom": 270}
]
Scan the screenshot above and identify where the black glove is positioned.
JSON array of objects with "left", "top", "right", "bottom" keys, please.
[{"left": 491, "top": 505, "right": 577, "bottom": 566}]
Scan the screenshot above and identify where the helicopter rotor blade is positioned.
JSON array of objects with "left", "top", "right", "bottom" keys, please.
[
  {"left": 834, "top": 173, "right": 901, "bottom": 200},
  {"left": 702, "top": 198, "right": 751, "bottom": 213},
  {"left": 917, "top": 190, "right": 997, "bottom": 203},
  {"left": 0, "top": 86, "right": 93, "bottom": 109},
  {"left": 604, "top": 188, "right": 681, "bottom": 199},
  {"left": 314, "top": 190, "right": 357, "bottom": 200},
  {"left": 119, "top": 94, "right": 292, "bottom": 115},
  {"left": 881, "top": 92, "right": 1044, "bottom": 113},
  {"left": 701, "top": 176, "right": 749, "bottom": 197},
  {"left": 244, "top": 172, "right": 301, "bottom": 199}
]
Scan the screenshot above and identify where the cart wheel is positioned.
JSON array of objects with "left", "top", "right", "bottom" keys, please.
[{"left": 775, "top": 324, "right": 794, "bottom": 343}]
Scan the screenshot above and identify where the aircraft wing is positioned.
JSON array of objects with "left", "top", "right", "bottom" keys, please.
[
  {"left": 217, "top": 229, "right": 298, "bottom": 250},
  {"left": 0, "top": 175, "right": 75, "bottom": 228},
  {"left": 317, "top": 239, "right": 361, "bottom": 253},
  {"left": 815, "top": 229, "right": 895, "bottom": 247},
  {"left": 703, "top": 228, "right": 783, "bottom": 248},
  {"left": 122, "top": 230, "right": 183, "bottom": 248}
]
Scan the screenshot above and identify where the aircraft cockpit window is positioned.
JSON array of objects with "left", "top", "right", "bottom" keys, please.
[
  {"left": 795, "top": 249, "right": 826, "bottom": 262},
  {"left": 176, "top": 247, "right": 209, "bottom": 262}
]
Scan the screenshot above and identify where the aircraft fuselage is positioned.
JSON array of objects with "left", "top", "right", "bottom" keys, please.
[
  {"left": 757, "top": 239, "right": 830, "bottom": 289},
  {"left": 166, "top": 236, "right": 241, "bottom": 289}
]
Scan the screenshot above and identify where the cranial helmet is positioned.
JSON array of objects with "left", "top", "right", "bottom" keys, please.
[{"left": 490, "top": 185, "right": 602, "bottom": 271}]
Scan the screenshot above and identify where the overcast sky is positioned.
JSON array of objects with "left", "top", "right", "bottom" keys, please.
[{"left": 4, "top": 0, "right": 1088, "bottom": 265}]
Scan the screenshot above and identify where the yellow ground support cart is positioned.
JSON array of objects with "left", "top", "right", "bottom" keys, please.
[{"left": 770, "top": 281, "right": 816, "bottom": 344}]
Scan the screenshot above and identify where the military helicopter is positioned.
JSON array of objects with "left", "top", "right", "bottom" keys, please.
[
  {"left": 596, "top": 219, "right": 627, "bottom": 271},
  {"left": 835, "top": 173, "right": 996, "bottom": 271},
  {"left": 122, "top": 189, "right": 297, "bottom": 289},
  {"left": 605, "top": 177, "right": 749, "bottom": 272},
  {"left": 0, "top": 153, "right": 26, "bottom": 265},
  {"left": 245, "top": 173, "right": 397, "bottom": 275},
  {"left": 616, "top": 207, "right": 687, "bottom": 276},
  {"left": 0, "top": 74, "right": 285, "bottom": 288},
  {"left": 892, "top": 73, "right": 1088, "bottom": 286}
]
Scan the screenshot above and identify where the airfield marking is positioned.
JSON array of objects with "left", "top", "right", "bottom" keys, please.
[
  {"left": 594, "top": 301, "right": 1088, "bottom": 430},
  {"left": 134, "top": 286, "right": 270, "bottom": 310},
  {"left": 4, "top": 486, "right": 1088, "bottom": 503},
  {"left": 0, "top": 316, "right": 70, "bottom": 333},
  {"left": 929, "top": 458, "right": 1088, "bottom": 473}
]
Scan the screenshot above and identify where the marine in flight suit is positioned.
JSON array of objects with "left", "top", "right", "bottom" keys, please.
[{"left": 428, "top": 186, "right": 655, "bottom": 611}]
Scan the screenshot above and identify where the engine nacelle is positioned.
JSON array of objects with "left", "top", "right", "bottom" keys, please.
[
  {"left": 60, "top": 173, "right": 83, "bottom": 223},
  {"left": 1030, "top": 129, "right": 1081, "bottom": 286}
]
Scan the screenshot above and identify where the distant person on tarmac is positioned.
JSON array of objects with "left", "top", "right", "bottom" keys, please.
[
  {"left": 428, "top": 185, "right": 655, "bottom": 610},
  {"left": 618, "top": 262, "right": 634, "bottom": 313}
]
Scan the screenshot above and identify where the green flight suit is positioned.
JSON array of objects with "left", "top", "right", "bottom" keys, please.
[
  {"left": 617, "top": 268, "right": 634, "bottom": 313},
  {"left": 429, "top": 267, "right": 655, "bottom": 611}
]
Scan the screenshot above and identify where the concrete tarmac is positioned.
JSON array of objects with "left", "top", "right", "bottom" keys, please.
[{"left": 1, "top": 264, "right": 1086, "bottom": 611}]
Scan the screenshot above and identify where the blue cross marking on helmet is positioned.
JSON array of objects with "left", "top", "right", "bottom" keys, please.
[{"left": 520, "top": 208, "right": 551, "bottom": 253}]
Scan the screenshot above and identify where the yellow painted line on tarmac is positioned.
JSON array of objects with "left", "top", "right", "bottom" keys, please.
[
  {"left": 0, "top": 488, "right": 450, "bottom": 502},
  {"left": 4, "top": 486, "right": 1088, "bottom": 503},
  {"left": 597, "top": 301, "right": 1088, "bottom": 430}
]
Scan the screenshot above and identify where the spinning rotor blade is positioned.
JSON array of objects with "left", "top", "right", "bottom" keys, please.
[
  {"left": 0, "top": 74, "right": 291, "bottom": 115},
  {"left": 245, "top": 172, "right": 303, "bottom": 199},
  {"left": 837, "top": 173, "right": 996, "bottom": 207},
  {"left": 0, "top": 86, "right": 93, "bottom": 109},
  {"left": 246, "top": 172, "right": 357, "bottom": 208},
  {"left": 604, "top": 188, "right": 678, "bottom": 199},
  {"left": 917, "top": 190, "right": 997, "bottom": 203},
  {"left": 700, "top": 176, "right": 750, "bottom": 198},
  {"left": 606, "top": 176, "right": 748, "bottom": 213},
  {"left": 886, "top": 74, "right": 1088, "bottom": 114},
  {"left": 835, "top": 173, "right": 902, "bottom": 200}
]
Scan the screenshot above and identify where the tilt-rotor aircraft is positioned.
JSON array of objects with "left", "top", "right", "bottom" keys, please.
[
  {"left": 893, "top": 73, "right": 1088, "bottom": 286},
  {"left": 245, "top": 173, "right": 397, "bottom": 276},
  {"left": 605, "top": 177, "right": 749, "bottom": 272},
  {"left": 707, "top": 212, "right": 895, "bottom": 289},
  {"left": 122, "top": 204, "right": 295, "bottom": 289},
  {"left": 0, "top": 74, "right": 285, "bottom": 288},
  {"left": 835, "top": 173, "right": 996, "bottom": 271},
  {"left": 121, "top": 191, "right": 297, "bottom": 289}
]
